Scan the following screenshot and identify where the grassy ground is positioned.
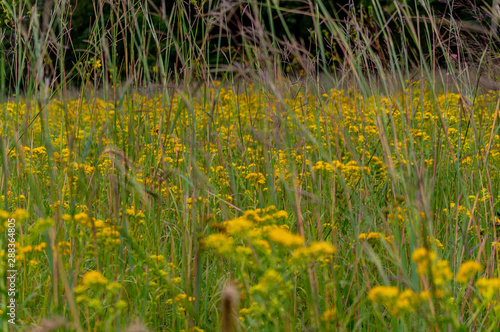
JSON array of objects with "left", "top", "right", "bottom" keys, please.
[{"left": 1, "top": 0, "right": 500, "bottom": 331}]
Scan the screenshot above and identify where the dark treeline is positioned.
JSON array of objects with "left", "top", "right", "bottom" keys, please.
[{"left": 0, "top": 0, "right": 497, "bottom": 93}]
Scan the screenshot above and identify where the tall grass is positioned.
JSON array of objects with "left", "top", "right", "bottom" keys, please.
[{"left": 1, "top": 0, "right": 500, "bottom": 330}]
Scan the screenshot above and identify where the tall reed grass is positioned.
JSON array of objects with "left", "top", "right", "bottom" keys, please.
[{"left": 1, "top": 0, "right": 500, "bottom": 330}]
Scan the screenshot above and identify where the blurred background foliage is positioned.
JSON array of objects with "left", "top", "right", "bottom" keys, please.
[{"left": 0, "top": 0, "right": 499, "bottom": 93}]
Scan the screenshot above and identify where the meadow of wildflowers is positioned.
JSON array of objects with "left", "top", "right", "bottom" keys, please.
[
  {"left": 1, "top": 0, "right": 500, "bottom": 331},
  {"left": 1, "top": 83, "right": 500, "bottom": 330}
]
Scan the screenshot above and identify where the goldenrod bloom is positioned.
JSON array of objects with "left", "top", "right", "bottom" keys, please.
[
  {"left": 476, "top": 277, "right": 500, "bottom": 301},
  {"left": 456, "top": 261, "right": 482, "bottom": 284},
  {"left": 225, "top": 217, "right": 254, "bottom": 235},
  {"left": 412, "top": 248, "right": 436, "bottom": 276},
  {"left": 267, "top": 227, "right": 304, "bottom": 247},
  {"left": 82, "top": 271, "right": 108, "bottom": 287},
  {"left": 203, "top": 233, "right": 235, "bottom": 255},
  {"left": 431, "top": 260, "right": 453, "bottom": 286}
]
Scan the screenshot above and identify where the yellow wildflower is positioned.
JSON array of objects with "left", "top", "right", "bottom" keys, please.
[
  {"left": 432, "top": 260, "right": 453, "bottom": 286},
  {"left": 321, "top": 308, "right": 337, "bottom": 322},
  {"left": 395, "top": 289, "right": 420, "bottom": 314},
  {"left": 245, "top": 172, "right": 266, "bottom": 184},
  {"left": 456, "top": 261, "right": 482, "bottom": 283},
  {"left": 150, "top": 254, "right": 167, "bottom": 266},
  {"left": 272, "top": 210, "right": 288, "bottom": 220},
  {"left": 292, "top": 241, "right": 336, "bottom": 264},
  {"left": 267, "top": 227, "right": 304, "bottom": 247},
  {"left": 203, "top": 233, "right": 235, "bottom": 255},
  {"left": 412, "top": 248, "right": 436, "bottom": 275},
  {"left": 476, "top": 277, "right": 500, "bottom": 301},
  {"left": 116, "top": 300, "right": 127, "bottom": 310},
  {"left": 369, "top": 286, "right": 420, "bottom": 316},
  {"left": 225, "top": 217, "right": 254, "bottom": 235},
  {"left": 251, "top": 269, "right": 283, "bottom": 294},
  {"left": 82, "top": 271, "right": 108, "bottom": 287},
  {"left": 368, "top": 286, "right": 399, "bottom": 314},
  {"left": 175, "top": 294, "right": 188, "bottom": 301}
]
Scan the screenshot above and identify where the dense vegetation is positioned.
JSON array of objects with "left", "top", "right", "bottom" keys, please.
[
  {"left": 1, "top": 0, "right": 500, "bottom": 331},
  {"left": 1, "top": 0, "right": 498, "bottom": 91}
]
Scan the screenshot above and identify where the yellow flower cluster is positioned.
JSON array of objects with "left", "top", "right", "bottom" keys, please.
[
  {"left": 63, "top": 213, "right": 120, "bottom": 248},
  {"left": 358, "top": 232, "right": 392, "bottom": 244},
  {"left": 4, "top": 77, "right": 500, "bottom": 330},
  {"left": 267, "top": 227, "right": 304, "bottom": 247},
  {"left": 312, "top": 159, "right": 372, "bottom": 184},
  {"left": 251, "top": 269, "right": 283, "bottom": 295},
  {"left": 203, "top": 233, "right": 235, "bottom": 255},
  {"left": 456, "top": 261, "right": 482, "bottom": 284},
  {"left": 245, "top": 172, "right": 266, "bottom": 185},
  {"left": 411, "top": 247, "right": 437, "bottom": 275},
  {"left": 74, "top": 270, "right": 123, "bottom": 312},
  {"left": 368, "top": 286, "right": 421, "bottom": 316},
  {"left": 476, "top": 278, "right": 500, "bottom": 301},
  {"left": 292, "top": 241, "right": 337, "bottom": 265},
  {"left": 412, "top": 248, "right": 453, "bottom": 285},
  {"left": 82, "top": 270, "right": 109, "bottom": 287},
  {"left": 204, "top": 206, "right": 296, "bottom": 257}
]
